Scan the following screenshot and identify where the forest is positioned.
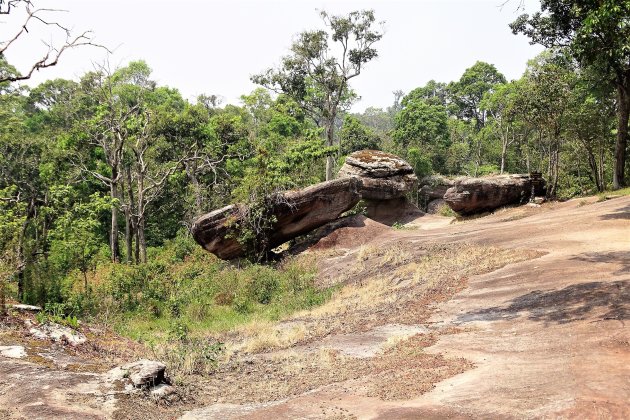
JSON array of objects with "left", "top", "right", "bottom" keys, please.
[{"left": 1, "top": 1, "right": 629, "bottom": 357}]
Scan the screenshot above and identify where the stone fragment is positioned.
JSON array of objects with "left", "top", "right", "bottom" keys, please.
[
  {"left": 29, "top": 323, "right": 86, "bottom": 345},
  {"left": 121, "top": 359, "right": 166, "bottom": 388}
]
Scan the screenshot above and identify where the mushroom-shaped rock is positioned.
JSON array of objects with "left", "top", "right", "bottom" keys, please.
[
  {"left": 443, "top": 174, "right": 546, "bottom": 215},
  {"left": 338, "top": 150, "right": 417, "bottom": 200},
  {"left": 338, "top": 150, "right": 420, "bottom": 225},
  {"left": 192, "top": 177, "right": 362, "bottom": 260}
]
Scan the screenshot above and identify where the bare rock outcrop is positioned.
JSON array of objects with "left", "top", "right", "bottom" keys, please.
[
  {"left": 192, "top": 177, "right": 362, "bottom": 260},
  {"left": 338, "top": 150, "right": 420, "bottom": 225},
  {"left": 338, "top": 150, "right": 417, "bottom": 200},
  {"left": 444, "top": 174, "right": 546, "bottom": 215},
  {"left": 418, "top": 175, "right": 454, "bottom": 213}
]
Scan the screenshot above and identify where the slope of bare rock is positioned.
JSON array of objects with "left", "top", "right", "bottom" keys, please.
[{"left": 183, "top": 196, "right": 629, "bottom": 419}]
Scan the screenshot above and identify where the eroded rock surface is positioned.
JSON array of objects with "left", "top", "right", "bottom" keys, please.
[
  {"left": 338, "top": 150, "right": 417, "bottom": 200},
  {"left": 418, "top": 175, "right": 454, "bottom": 213},
  {"left": 192, "top": 178, "right": 362, "bottom": 259},
  {"left": 338, "top": 150, "right": 421, "bottom": 225},
  {"left": 29, "top": 322, "right": 86, "bottom": 346},
  {"left": 110, "top": 359, "right": 167, "bottom": 388},
  {"left": 444, "top": 174, "right": 546, "bottom": 215}
]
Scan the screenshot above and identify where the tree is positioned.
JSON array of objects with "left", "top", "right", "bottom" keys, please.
[
  {"left": 511, "top": 0, "right": 630, "bottom": 188},
  {"left": 339, "top": 115, "right": 380, "bottom": 155},
  {"left": 47, "top": 187, "right": 110, "bottom": 292},
  {"left": 0, "top": 0, "right": 103, "bottom": 83},
  {"left": 393, "top": 86, "right": 450, "bottom": 173},
  {"left": 252, "top": 9, "right": 383, "bottom": 180},
  {"left": 447, "top": 62, "right": 507, "bottom": 129},
  {"left": 447, "top": 62, "right": 506, "bottom": 175},
  {"left": 481, "top": 81, "right": 527, "bottom": 174}
]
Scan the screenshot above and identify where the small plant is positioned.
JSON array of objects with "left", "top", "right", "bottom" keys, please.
[
  {"left": 37, "top": 302, "right": 80, "bottom": 328},
  {"left": 392, "top": 221, "right": 405, "bottom": 230},
  {"left": 437, "top": 204, "right": 457, "bottom": 217}
]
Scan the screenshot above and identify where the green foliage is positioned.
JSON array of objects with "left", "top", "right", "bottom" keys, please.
[
  {"left": 339, "top": 115, "right": 380, "bottom": 154},
  {"left": 55, "top": 233, "right": 332, "bottom": 343}
]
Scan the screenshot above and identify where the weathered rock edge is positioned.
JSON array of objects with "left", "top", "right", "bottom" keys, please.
[
  {"left": 338, "top": 150, "right": 417, "bottom": 201},
  {"left": 444, "top": 174, "right": 546, "bottom": 215},
  {"left": 191, "top": 177, "right": 363, "bottom": 260}
]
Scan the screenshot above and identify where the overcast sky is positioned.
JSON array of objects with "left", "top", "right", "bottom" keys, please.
[{"left": 4, "top": 0, "right": 543, "bottom": 111}]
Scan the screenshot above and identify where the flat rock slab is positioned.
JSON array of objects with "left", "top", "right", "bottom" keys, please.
[
  {"left": 305, "top": 324, "right": 429, "bottom": 358},
  {"left": 8, "top": 304, "right": 42, "bottom": 312},
  {"left": 0, "top": 346, "right": 27, "bottom": 359},
  {"left": 192, "top": 177, "right": 362, "bottom": 260},
  {"left": 29, "top": 323, "right": 86, "bottom": 346}
]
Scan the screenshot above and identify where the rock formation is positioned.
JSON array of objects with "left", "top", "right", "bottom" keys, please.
[
  {"left": 338, "top": 150, "right": 420, "bottom": 224},
  {"left": 191, "top": 177, "right": 362, "bottom": 259},
  {"left": 418, "top": 175, "right": 454, "bottom": 213},
  {"left": 443, "top": 174, "right": 546, "bottom": 215}
]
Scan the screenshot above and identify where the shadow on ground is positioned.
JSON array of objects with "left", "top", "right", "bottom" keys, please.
[
  {"left": 571, "top": 251, "right": 630, "bottom": 276},
  {"left": 599, "top": 204, "right": 630, "bottom": 220},
  {"left": 458, "top": 280, "right": 629, "bottom": 325}
]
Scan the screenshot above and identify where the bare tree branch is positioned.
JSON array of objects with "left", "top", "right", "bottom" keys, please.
[{"left": 0, "top": 1, "right": 109, "bottom": 83}]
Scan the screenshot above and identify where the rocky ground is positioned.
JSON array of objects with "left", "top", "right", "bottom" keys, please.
[{"left": 1, "top": 196, "right": 628, "bottom": 419}]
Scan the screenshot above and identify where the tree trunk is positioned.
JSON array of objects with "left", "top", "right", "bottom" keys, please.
[
  {"left": 110, "top": 184, "right": 120, "bottom": 263},
  {"left": 185, "top": 161, "right": 203, "bottom": 216},
  {"left": 137, "top": 172, "right": 147, "bottom": 264},
  {"left": 613, "top": 83, "right": 629, "bottom": 189},
  {"left": 124, "top": 167, "right": 135, "bottom": 264},
  {"left": 325, "top": 117, "right": 335, "bottom": 181},
  {"left": 138, "top": 215, "right": 147, "bottom": 264},
  {"left": 585, "top": 146, "right": 603, "bottom": 192}
]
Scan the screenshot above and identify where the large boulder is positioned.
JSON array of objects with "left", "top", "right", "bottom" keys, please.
[
  {"left": 338, "top": 150, "right": 420, "bottom": 225},
  {"left": 443, "top": 174, "right": 546, "bottom": 215},
  {"left": 338, "top": 150, "right": 417, "bottom": 200},
  {"left": 191, "top": 177, "right": 362, "bottom": 260},
  {"left": 418, "top": 175, "right": 454, "bottom": 213}
]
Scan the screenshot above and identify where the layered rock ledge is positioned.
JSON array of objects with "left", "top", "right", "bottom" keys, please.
[
  {"left": 444, "top": 174, "right": 546, "bottom": 215},
  {"left": 338, "top": 150, "right": 419, "bottom": 224},
  {"left": 191, "top": 177, "right": 362, "bottom": 259}
]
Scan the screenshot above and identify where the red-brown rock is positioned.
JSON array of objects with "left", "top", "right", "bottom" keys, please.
[
  {"left": 191, "top": 178, "right": 362, "bottom": 260},
  {"left": 443, "top": 174, "right": 546, "bottom": 215}
]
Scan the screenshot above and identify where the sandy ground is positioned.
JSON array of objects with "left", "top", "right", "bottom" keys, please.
[{"left": 1, "top": 196, "right": 628, "bottom": 419}]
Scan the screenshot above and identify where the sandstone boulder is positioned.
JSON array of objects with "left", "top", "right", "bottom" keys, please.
[
  {"left": 338, "top": 150, "right": 417, "bottom": 200},
  {"left": 418, "top": 175, "right": 454, "bottom": 213},
  {"left": 121, "top": 359, "right": 166, "bottom": 388},
  {"left": 443, "top": 174, "right": 546, "bottom": 215},
  {"left": 338, "top": 150, "right": 421, "bottom": 225},
  {"left": 192, "top": 177, "right": 362, "bottom": 260}
]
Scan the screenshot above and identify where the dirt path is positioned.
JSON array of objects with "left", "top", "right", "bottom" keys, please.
[{"left": 185, "top": 197, "right": 630, "bottom": 419}]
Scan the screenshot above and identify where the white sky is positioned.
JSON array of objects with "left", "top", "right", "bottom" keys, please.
[{"left": 3, "top": 0, "right": 543, "bottom": 111}]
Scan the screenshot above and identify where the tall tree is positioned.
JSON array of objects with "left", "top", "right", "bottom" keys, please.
[
  {"left": 511, "top": 0, "right": 630, "bottom": 188},
  {"left": 252, "top": 9, "right": 383, "bottom": 180}
]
